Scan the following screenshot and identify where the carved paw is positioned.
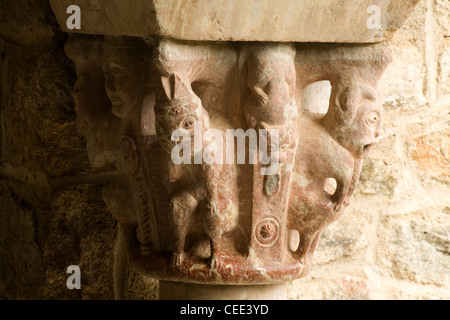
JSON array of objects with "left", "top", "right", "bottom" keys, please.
[
  {"left": 257, "top": 93, "right": 269, "bottom": 106},
  {"left": 171, "top": 252, "right": 185, "bottom": 267},
  {"left": 209, "top": 254, "right": 222, "bottom": 270}
]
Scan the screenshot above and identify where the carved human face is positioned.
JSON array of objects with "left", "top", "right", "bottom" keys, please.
[
  {"left": 66, "top": 39, "right": 107, "bottom": 135},
  {"left": 103, "top": 50, "right": 141, "bottom": 119}
]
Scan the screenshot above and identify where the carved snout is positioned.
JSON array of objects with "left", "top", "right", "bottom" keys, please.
[
  {"left": 356, "top": 140, "right": 375, "bottom": 159},
  {"left": 358, "top": 122, "right": 381, "bottom": 158}
]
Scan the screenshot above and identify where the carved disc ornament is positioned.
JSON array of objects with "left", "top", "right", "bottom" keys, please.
[
  {"left": 57, "top": 1, "right": 403, "bottom": 295},
  {"left": 254, "top": 217, "right": 280, "bottom": 247}
]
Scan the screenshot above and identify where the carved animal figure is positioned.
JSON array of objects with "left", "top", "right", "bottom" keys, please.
[
  {"left": 155, "top": 74, "right": 238, "bottom": 269},
  {"left": 244, "top": 45, "right": 298, "bottom": 195},
  {"left": 287, "top": 79, "right": 382, "bottom": 270},
  {"left": 256, "top": 121, "right": 297, "bottom": 195},
  {"left": 323, "top": 79, "right": 382, "bottom": 160},
  {"left": 245, "top": 45, "right": 297, "bottom": 128}
]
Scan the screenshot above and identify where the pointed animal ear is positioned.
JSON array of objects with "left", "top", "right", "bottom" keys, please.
[
  {"left": 161, "top": 74, "right": 174, "bottom": 100},
  {"left": 334, "top": 83, "right": 359, "bottom": 123},
  {"left": 361, "top": 84, "right": 378, "bottom": 101},
  {"left": 173, "top": 74, "right": 191, "bottom": 100}
]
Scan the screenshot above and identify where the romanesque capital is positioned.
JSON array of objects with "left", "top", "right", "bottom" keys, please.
[{"left": 51, "top": 0, "right": 419, "bottom": 299}]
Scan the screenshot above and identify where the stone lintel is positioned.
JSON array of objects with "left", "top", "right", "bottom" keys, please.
[{"left": 50, "top": 0, "right": 419, "bottom": 43}]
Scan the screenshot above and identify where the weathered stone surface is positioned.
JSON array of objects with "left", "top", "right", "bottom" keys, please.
[
  {"left": 408, "top": 129, "right": 449, "bottom": 186},
  {"left": 312, "top": 208, "right": 370, "bottom": 266},
  {"left": 400, "top": 105, "right": 450, "bottom": 191},
  {"left": 379, "top": 0, "right": 428, "bottom": 111},
  {"left": 0, "top": 0, "right": 55, "bottom": 47},
  {"left": 0, "top": 182, "right": 45, "bottom": 299},
  {"left": 160, "top": 281, "right": 287, "bottom": 300},
  {"left": 43, "top": 185, "right": 116, "bottom": 299},
  {"left": 0, "top": 41, "right": 91, "bottom": 180},
  {"left": 357, "top": 135, "right": 403, "bottom": 198},
  {"left": 380, "top": 45, "right": 427, "bottom": 111},
  {"left": 288, "top": 272, "right": 372, "bottom": 300},
  {"left": 50, "top": 0, "right": 419, "bottom": 42},
  {"left": 438, "top": 42, "right": 450, "bottom": 96},
  {"left": 377, "top": 207, "right": 450, "bottom": 287},
  {"left": 1, "top": 0, "right": 159, "bottom": 300},
  {"left": 124, "top": 271, "right": 158, "bottom": 300},
  {"left": 435, "top": 0, "right": 450, "bottom": 96},
  {"left": 436, "top": 0, "right": 450, "bottom": 35}
]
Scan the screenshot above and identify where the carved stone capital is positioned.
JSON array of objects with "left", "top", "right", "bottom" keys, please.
[
  {"left": 64, "top": 35, "right": 392, "bottom": 286},
  {"left": 53, "top": 0, "right": 418, "bottom": 299}
]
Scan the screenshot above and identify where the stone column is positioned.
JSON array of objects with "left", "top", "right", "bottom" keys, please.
[{"left": 50, "top": 0, "right": 419, "bottom": 300}]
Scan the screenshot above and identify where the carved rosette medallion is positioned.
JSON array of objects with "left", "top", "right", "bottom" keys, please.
[{"left": 254, "top": 217, "right": 280, "bottom": 247}]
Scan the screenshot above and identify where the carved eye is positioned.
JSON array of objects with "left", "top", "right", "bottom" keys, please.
[
  {"left": 109, "top": 65, "right": 125, "bottom": 79},
  {"left": 182, "top": 116, "right": 196, "bottom": 130},
  {"left": 365, "top": 112, "right": 379, "bottom": 126},
  {"left": 280, "top": 144, "right": 289, "bottom": 151}
]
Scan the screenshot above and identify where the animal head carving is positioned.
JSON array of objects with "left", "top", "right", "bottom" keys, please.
[
  {"left": 326, "top": 80, "right": 382, "bottom": 158},
  {"left": 257, "top": 120, "right": 297, "bottom": 165},
  {"left": 155, "top": 74, "right": 210, "bottom": 154}
]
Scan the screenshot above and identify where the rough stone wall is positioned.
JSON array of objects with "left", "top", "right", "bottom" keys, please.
[
  {"left": 289, "top": 0, "right": 450, "bottom": 300},
  {"left": 0, "top": 0, "right": 157, "bottom": 300},
  {"left": 0, "top": 0, "right": 448, "bottom": 300}
]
